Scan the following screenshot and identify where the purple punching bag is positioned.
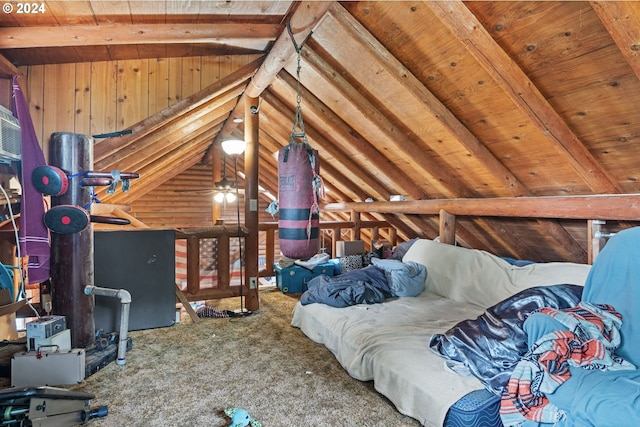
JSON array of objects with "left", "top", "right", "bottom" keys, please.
[{"left": 278, "top": 143, "right": 321, "bottom": 260}]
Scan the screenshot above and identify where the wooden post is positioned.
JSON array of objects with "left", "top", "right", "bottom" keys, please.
[
  {"left": 244, "top": 96, "right": 260, "bottom": 311},
  {"left": 588, "top": 220, "right": 606, "bottom": 264},
  {"left": 439, "top": 209, "right": 456, "bottom": 245},
  {"left": 49, "top": 132, "right": 95, "bottom": 349},
  {"left": 352, "top": 211, "right": 361, "bottom": 240},
  {"left": 372, "top": 226, "right": 380, "bottom": 242},
  {"left": 212, "top": 149, "right": 222, "bottom": 223},
  {"left": 264, "top": 229, "right": 275, "bottom": 276},
  {"left": 389, "top": 227, "right": 398, "bottom": 246},
  {"left": 186, "top": 235, "right": 200, "bottom": 295},
  {"left": 217, "top": 234, "right": 230, "bottom": 290},
  {"left": 332, "top": 227, "right": 341, "bottom": 257}
]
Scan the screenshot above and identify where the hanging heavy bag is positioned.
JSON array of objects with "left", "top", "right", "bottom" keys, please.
[{"left": 278, "top": 144, "right": 321, "bottom": 260}]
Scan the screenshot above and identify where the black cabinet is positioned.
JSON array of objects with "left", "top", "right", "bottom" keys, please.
[{"left": 93, "top": 229, "right": 176, "bottom": 332}]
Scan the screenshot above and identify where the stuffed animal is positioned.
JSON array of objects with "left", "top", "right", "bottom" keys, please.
[{"left": 224, "top": 407, "right": 262, "bottom": 427}]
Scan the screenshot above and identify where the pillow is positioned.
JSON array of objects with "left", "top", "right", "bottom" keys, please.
[
  {"left": 402, "top": 239, "right": 591, "bottom": 307},
  {"left": 429, "top": 284, "right": 583, "bottom": 394},
  {"left": 370, "top": 258, "right": 426, "bottom": 297},
  {"left": 390, "top": 238, "right": 418, "bottom": 260}
]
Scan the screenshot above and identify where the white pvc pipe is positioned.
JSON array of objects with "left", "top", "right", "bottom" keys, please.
[{"left": 84, "top": 285, "right": 132, "bottom": 365}]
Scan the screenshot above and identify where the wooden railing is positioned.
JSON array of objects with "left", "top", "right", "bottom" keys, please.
[
  {"left": 174, "top": 217, "right": 397, "bottom": 304},
  {"left": 324, "top": 194, "right": 640, "bottom": 264},
  {"left": 257, "top": 218, "right": 397, "bottom": 278},
  {"left": 176, "top": 193, "right": 640, "bottom": 305}
]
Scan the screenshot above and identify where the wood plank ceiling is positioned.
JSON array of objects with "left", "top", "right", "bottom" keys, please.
[{"left": 1, "top": 1, "right": 640, "bottom": 263}]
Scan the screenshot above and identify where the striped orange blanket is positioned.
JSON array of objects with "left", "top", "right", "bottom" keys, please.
[{"left": 500, "top": 302, "right": 635, "bottom": 426}]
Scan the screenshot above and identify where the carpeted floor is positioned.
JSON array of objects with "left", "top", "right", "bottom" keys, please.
[{"left": 65, "top": 289, "right": 422, "bottom": 426}]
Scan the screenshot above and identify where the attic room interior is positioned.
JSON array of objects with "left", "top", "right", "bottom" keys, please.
[{"left": 0, "top": 1, "right": 639, "bottom": 426}]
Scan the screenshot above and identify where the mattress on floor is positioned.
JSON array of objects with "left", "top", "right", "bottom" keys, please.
[{"left": 291, "top": 292, "right": 494, "bottom": 427}]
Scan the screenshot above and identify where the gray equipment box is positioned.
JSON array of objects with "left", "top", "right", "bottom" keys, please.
[
  {"left": 26, "top": 316, "right": 67, "bottom": 339},
  {"left": 27, "top": 329, "right": 71, "bottom": 352},
  {"left": 11, "top": 348, "right": 86, "bottom": 387}
]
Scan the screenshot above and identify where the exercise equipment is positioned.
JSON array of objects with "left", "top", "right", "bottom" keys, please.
[
  {"left": 44, "top": 205, "right": 131, "bottom": 235},
  {"left": 32, "top": 165, "right": 139, "bottom": 197},
  {"left": 32, "top": 164, "right": 139, "bottom": 234},
  {"left": 32, "top": 165, "right": 68, "bottom": 196},
  {"left": 278, "top": 143, "right": 321, "bottom": 260},
  {"left": 0, "top": 386, "right": 107, "bottom": 426}
]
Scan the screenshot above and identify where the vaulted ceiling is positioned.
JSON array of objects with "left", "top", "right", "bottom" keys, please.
[{"left": 1, "top": 1, "right": 640, "bottom": 263}]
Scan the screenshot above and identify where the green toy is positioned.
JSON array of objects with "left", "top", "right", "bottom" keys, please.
[{"left": 224, "top": 407, "right": 262, "bottom": 427}]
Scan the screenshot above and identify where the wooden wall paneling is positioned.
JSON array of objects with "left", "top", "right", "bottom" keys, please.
[
  {"left": 201, "top": 56, "right": 221, "bottom": 87},
  {"left": 220, "top": 55, "right": 233, "bottom": 82},
  {"left": 90, "top": 61, "right": 118, "bottom": 137},
  {"left": 0, "top": 79, "right": 10, "bottom": 112},
  {"left": 168, "top": 57, "right": 182, "bottom": 106},
  {"left": 43, "top": 63, "right": 76, "bottom": 156},
  {"left": 116, "top": 59, "right": 150, "bottom": 129},
  {"left": 23, "top": 65, "right": 45, "bottom": 152},
  {"left": 148, "top": 58, "right": 170, "bottom": 115},
  {"left": 181, "top": 56, "right": 202, "bottom": 98},
  {"left": 116, "top": 138, "right": 215, "bottom": 207},
  {"left": 94, "top": 59, "right": 261, "bottom": 167},
  {"left": 106, "top": 122, "right": 223, "bottom": 202},
  {"left": 74, "top": 62, "right": 92, "bottom": 136}
]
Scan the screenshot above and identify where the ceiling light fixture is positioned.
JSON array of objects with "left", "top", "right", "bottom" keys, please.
[{"left": 221, "top": 139, "right": 246, "bottom": 157}]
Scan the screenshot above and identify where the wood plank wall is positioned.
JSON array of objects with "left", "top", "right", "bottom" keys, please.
[
  {"left": 18, "top": 54, "right": 261, "bottom": 229},
  {"left": 18, "top": 54, "right": 261, "bottom": 163}
]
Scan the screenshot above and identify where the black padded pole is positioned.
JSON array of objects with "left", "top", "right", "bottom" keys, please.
[{"left": 49, "top": 132, "right": 95, "bottom": 349}]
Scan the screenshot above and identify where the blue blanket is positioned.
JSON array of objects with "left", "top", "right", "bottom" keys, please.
[
  {"left": 500, "top": 303, "right": 634, "bottom": 426},
  {"left": 511, "top": 227, "right": 640, "bottom": 427},
  {"left": 300, "top": 265, "right": 391, "bottom": 307}
]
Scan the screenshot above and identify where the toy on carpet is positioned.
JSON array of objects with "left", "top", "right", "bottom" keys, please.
[{"left": 224, "top": 407, "right": 262, "bottom": 427}]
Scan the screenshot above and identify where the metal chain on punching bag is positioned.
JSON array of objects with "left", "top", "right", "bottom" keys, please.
[
  {"left": 274, "top": 23, "right": 324, "bottom": 260},
  {"left": 289, "top": 22, "right": 310, "bottom": 146}
]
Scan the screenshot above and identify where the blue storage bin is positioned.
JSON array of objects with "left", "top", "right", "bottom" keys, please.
[{"left": 274, "top": 262, "right": 335, "bottom": 294}]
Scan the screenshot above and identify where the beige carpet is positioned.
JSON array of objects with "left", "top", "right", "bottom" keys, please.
[{"left": 67, "top": 289, "right": 422, "bottom": 426}]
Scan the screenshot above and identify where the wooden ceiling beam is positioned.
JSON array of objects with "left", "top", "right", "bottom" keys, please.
[
  {"left": 260, "top": 86, "right": 389, "bottom": 201},
  {"left": 327, "top": 3, "right": 528, "bottom": 199},
  {"left": 591, "top": 1, "right": 640, "bottom": 81},
  {"left": 206, "top": 2, "right": 333, "bottom": 161},
  {"left": 0, "top": 23, "right": 281, "bottom": 49},
  {"left": 427, "top": 0, "right": 621, "bottom": 194},
  {"left": 318, "top": 5, "right": 580, "bottom": 260},
  {"left": 295, "top": 46, "right": 430, "bottom": 200},
  {"left": 96, "top": 84, "right": 244, "bottom": 169},
  {"left": 245, "top": 1, "right": 333, "bottom": 98},
  {"left": 98, "top": 105, "right": 231, "bottom": 176},
  {"left": 103, "top": 126, "right": 220, "bottom": 205},
  {"left": 0, "top": 53, "right": 18, "bottom": 78}
]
